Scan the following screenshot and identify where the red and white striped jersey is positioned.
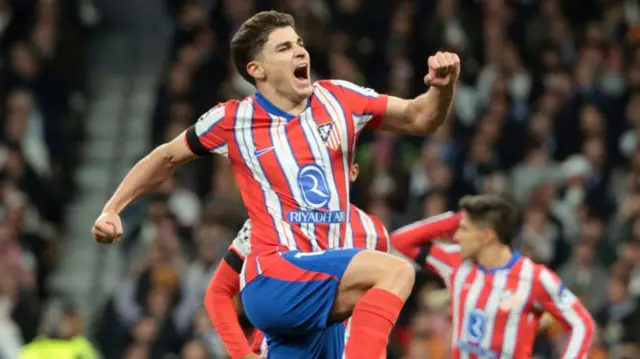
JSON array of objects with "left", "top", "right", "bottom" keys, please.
[
  {"left": 229, "top": 205, "right": 390, "bottom": 260},
  {"left": 424, "top": 244, "right": 595, "bottom": 359},
  {"left": 186, "top": 80, "right": 387, "bottom": 257}
]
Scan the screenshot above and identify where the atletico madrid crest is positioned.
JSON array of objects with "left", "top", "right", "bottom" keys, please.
[{"left": 316, "top": 121, "right": 341, "bottom": 150}]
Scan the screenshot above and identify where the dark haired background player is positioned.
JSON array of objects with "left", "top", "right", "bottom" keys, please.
[
  {"left": 391, "top": 195, "right": 595, "bottom": 358},
  {"left": 91, "top": 10, "right": 460, "bottom": 359}
]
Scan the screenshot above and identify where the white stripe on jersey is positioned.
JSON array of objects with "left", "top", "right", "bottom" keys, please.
[
  {"left": 451, "top": 262, "right": 473, "bottom": 347},
  {"left": 268, "top": 115, "right": 319, "bottom": 251},
  {"left": 355, "top": 207, "right": 377, "bottom": 250},
  {"left": 235, "top": 99, "right": 295, "bottom": 249},
  {"left": 195, "top": 105, "right": 229, "bottom": 156},
  {"left": 352, "top": 114, "right": 374, "bottom": 134},
  {"left": 500, "top": 259, "right": 534, "bottom": 358}
]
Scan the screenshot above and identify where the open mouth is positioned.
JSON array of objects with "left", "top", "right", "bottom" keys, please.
[{"left": 294, "top": 64, "right": 309, "bottom": 82}]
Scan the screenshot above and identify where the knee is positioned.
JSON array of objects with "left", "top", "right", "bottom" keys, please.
[{"left": 381, "top": 257, "right": 415, "bottom": 299}]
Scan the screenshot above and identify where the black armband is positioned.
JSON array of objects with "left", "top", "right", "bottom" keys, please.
[
  {"left": 223, "top": 249, "right": 244, "bottom": 274},
  {"left": 185, "top": 126, "right": 211, "bottom": 157}
]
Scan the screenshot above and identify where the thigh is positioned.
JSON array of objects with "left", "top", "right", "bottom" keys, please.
[{"left": 241, "top": 249, "right": 362, "bottom": 336}]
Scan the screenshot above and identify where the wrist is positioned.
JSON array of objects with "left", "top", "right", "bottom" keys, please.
[{"left": 102, "top": 201, "right": 123, "bottom": 214}]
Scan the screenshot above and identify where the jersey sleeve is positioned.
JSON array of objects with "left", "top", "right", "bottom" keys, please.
[
  {"left": 421, "top": 242, "right": 462, "bottom": 287},
  {"left": 324, "top": 79, "right": 389, "bottom": 132},
  {"left": 204, "top": 258, "right": 252, "bottom": 359},
  {"left": 391, "top": 212, "right": 461, "bottom": 259},
  {"left": 185, "top": 102, "right": 231, "bottom": 157},
  {"left": 532, "top": 265, "right": 595, "bottom": 359}
]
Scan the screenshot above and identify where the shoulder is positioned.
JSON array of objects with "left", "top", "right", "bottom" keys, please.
[
  {"left": 316, "top": 79, "right": 380, "bottom": 97},
  {"left": 197, "top": 99, "right": 246, "bottom": 120},
  {"left": 195, "top": 99, "right": 253, "bottom": 129}
]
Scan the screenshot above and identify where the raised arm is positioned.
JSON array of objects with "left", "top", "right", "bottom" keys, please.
[
  {"left": 92, "top": 103, "right": 231, "bottom": 244},
  {"left": 378, "top": 52, "right": 460, "bottom": 135},
  {"left": 391, "top": 211, "right": 461, "bottom": 259}
]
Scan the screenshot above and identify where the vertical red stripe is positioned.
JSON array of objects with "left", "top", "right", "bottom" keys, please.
[
  {"left": 349, "top": 206, "right": 366, "bottom": 249},
  {"left": 489, "top": 260, "right": 524, "bottom": 354},
  {"left": 369, "top": 214, "right": 389, "bottom": 252}
]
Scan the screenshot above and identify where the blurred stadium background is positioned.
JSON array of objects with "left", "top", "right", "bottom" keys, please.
[{"left": 1, "top": 0, "right": 639, "bottom": 358}]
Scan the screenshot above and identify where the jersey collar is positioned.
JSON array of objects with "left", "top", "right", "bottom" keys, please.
[
  {"left": 477, "top": 249, "right": 521, "bottom": 274},
  {"left": 255, "top": 91, "right": 310, "bottom": 121}
]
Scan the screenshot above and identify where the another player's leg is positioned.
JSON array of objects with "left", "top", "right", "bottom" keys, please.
[{"left": 332, "top": 250, "right": 415, "bottom": 359}]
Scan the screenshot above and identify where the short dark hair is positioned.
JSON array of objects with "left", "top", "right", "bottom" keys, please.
[
  {"left": 230, "top": 11, "right": 296, "bottom": 85},
  {"left": 459, "top": 194, "right": 520, "bottom": 246}
]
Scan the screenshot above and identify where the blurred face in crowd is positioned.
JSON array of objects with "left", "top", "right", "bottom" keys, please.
[
  {"left": 60, "top": 312, "right": 84, "bottom": 339},
  {"left": 580, "top": 218, "right": 603, "bottom": 243},
  {"left": 454, "top": 211, "right": 496, "bottom": 260},
  {"left": 529, "top": 113, "right": 552, "bottom": 141},
  {"left": 124, "top": 343, "right": 150, "bottom": 359},
  {"left": 250, "top": 26, "right": 312, "bottom": 100},
  {"left": 607, "top": 277, "right": 629, "bottom": 304},
  {"left": 147, "top": 286, "right": 173, "bottom": 318},
  {"left": 196, "top": 230, "right": 219, "bottom": 264},
  {"left": 573, "top": 242, "right": 594, "bottom": 267},
  {"left": 423, "top": 192, "right": 447, "bottom": 218},
  {"left": 133, "top": 317, "right": 159, "bottom": 343},
  {"left": 622, "top": 240, "right": 640, "bottom": 263},
  {"left": 181, "top": 340, "right": 208, "bottom": 359},
  {"left": 10, "top": 43, "right": 39, "bottom": 78},
  {"left": 580, "top": 105, "right": 605, "bottom": 135}
]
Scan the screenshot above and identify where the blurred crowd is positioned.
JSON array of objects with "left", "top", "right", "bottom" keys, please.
[
  {"left": 3, "top": 0, "right": 640, "bottom": 358},
  {"left": 0, "top": 0, "right": 90, "bottom": 357}
]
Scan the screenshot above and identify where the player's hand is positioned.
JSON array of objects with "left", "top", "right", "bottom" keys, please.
[
  {"left": 242, "top": 354, "right": 262, "bottom": 359},
  {"left": 424, "top": 51, "right": 460, "bottom": 88},
  {"left": 91, "top": 211, "right": 123, "bottom": 244}
]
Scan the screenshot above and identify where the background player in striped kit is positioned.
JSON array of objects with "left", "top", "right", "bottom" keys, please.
[
  {"left": 391, "top": 195, "right": 596, "bottom": 359},
  {"left": 205, "top": 162, "right": 391, "bottom": 359}
]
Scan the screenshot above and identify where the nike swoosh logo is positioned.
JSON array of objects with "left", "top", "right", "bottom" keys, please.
[{"left": 253, "top": 147, "right": 274, "bottom": 157}]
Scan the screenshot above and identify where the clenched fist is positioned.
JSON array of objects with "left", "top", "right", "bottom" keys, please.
[
  {"left": 91, "top": 211, "right": 123, "bottom": 244},
  {"left": 424, "top": 51, "right": 460, "bottom": 88}
]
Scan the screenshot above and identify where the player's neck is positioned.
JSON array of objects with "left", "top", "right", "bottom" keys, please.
[
  {"left": 255, "top": 85, "right": 308, "bottom": 117},
  {"left": 475, "top": 245, "right": 518, "bottom": 272}
]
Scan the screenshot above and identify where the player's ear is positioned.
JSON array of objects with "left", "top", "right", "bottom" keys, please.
[{"left": 247, "top": 61, "right": 265, "bottom": 82}]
